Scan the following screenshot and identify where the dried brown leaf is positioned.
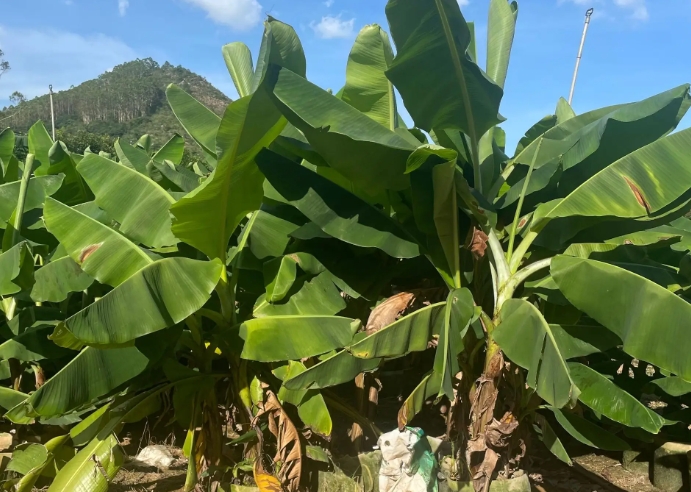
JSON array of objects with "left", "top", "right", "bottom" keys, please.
[
  {"left": 253, "top": 392, "right": 303, "bottom": 492},
  {"left": 468, "top": 228, "right": 489, "bottom": 260},
  {"left": 365, "top": 292, "right": 416, "bottom": 335}
]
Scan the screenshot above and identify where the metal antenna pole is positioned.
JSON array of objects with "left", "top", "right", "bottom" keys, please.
[
  {"left": 568, "top": 8, "right": 594, "bottom": 105},
  {"left": 49, "top": 84, "right": 56, "bottom": 140}
]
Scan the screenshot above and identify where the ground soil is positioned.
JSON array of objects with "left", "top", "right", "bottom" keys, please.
[{"left": 104, "top": 443, "right": 663, "bottom": 492}]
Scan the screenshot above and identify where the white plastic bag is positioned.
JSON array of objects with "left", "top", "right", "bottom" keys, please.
[{"left": 378, "top": 427, "right": 438, "bottom": 492}]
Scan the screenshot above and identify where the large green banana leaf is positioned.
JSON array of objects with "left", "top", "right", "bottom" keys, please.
[
  {"left": 251, "top": 16, "right": 307, "bottom": 91},
  {"left": 47, "top": 434, "right": 123, "bottom": 492},
  {"left": 277, "top": 361, "right": 332, "bottom": 436},
  {"left": 223, "top": 42, "right": 254, "bottom": 98},
  {"left": 152, "top": 134, "right": 185, "bottom": 165},
  {"left": 166, "top": 84, "right": 221, "bottom": 162},
  {"left": 27, "top": 121, "right": 53, "bottom": 175},
  {"left": 265, "top": 65, "right": 415, "bottom": 192},
  {"left": 115, "top": 139, "right": 149, "bottom": 174},
  {"left": 385, "top": 0, "right": 504, "bottom": 137},
  {"left": 533, "top": 128, "right": 691, "bottom": 231},
  {"left": 77, "top": 153, "right": 177, "bottom": 248},
  {"left": 257, "top": 149, "right": 420, "bottom": 259},
  {"left": 240, "top": 316, "right": 360, "bottom": 362},
  {"left": 13, "top": 435, "right": 69, "bottom": 492},
  {"left": 651, "top": 377, "right": 691, "bottom": 397},
  {"left": 552, "top": 255, "right": 691, "bottom": 382},
  {"left": 43, "top": 198, "right": 153, "bottom": 287},
  {"left": 45, "top": 141, "right": 89, "bottom": 205},
  {"left": 0, "top": 175, "right": 63, "bottom": 226},
  {"left": 171, "top": 92, "right": 285, "bottom": 261},
  {"left": 283, "top": 350, "right": 381, "bottom": 390},
  {"left": 0, "top": 324, "right": 72, "bottom": 362},
  {"left": 0, "top": 242, "right": 33, "bottom": 295},
  {"left": 399, "top": 371, "right": 442, "bottom": 427},
  {"left": 503, "top": 85, "right": 691, "bottom": 207},
  {"left": 486, "top": 0, "right": 518, "bottom": 89},
  {"left": 548, "top": 408, "right": 630, "bottom": 452},
  {"left": 513, "top": 115, "right": 557, "bottom": 158},
  {"left": 494, "top": 299, "right": 579, "bottom": 408},
  {"left": 341, "top": 24, "right": 397, "bottom": 129},
  {"left": 556, "top": 97, "right": 576, "bottom": 123},
  {"left": 434, "top": 288, "right": 473, "bottom": 399},
  {"left": 550, "top": 324, "right": 621, "bottom": 359},
  {"left": 0, "top": 128, "right": 14, "bottom": 173},
  {"left": 31, "top": 256, "right": 94, "bottom": 303},
  {"left": 349, "top": 303, "right": 446, "bottom": 358},
  {"left": 253, "top": 272, "right": 346, "bottom": 317},
  {"left": 6, "top": 346, "right": 150, "bottom": 419},
  {"left": 52, "top": 257, "right": 222, "bottom": 347},
  {"left": 568, "top": 362, "right": 666, "bottom": 434}
]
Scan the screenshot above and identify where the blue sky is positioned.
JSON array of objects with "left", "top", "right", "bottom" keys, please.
[{"left": 1, "top": 0, "right": 690, "bottom": 151}]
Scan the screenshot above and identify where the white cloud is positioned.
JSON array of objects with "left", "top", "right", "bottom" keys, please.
[
  {"left": 324, "top": 0, "right": 334, "bottom": 7},
  {"left": 613, "top": 0, "right": 648, "bottom": 20},
  {"left": 559, "top": 0, "right": 648, "bottom": 21},
  {"left": 118, "top": 0, "right": 129, "bottom": 16},
  {"left": 310, "top": 15, "right": 355, "bottom": 39},
  {"left": 181, "top": 0, "right": 263, "bottom": 31},
  {"left": 0, "top": 26, "right": 137, "bottom": 107}
]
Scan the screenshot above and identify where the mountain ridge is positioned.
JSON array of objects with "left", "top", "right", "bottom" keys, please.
[{"left": 0, "top": 58, "right": 232, "bottom": 157}]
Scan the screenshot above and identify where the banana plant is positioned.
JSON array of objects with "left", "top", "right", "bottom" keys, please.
[{"left": 229, "top": 1, "right": 691, "bottom": 490}]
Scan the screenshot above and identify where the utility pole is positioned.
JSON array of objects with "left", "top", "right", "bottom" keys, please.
[
  {"left": 49, "top": 85, "right": 56, "bottom": 140},
  {"left": 568, "top": 8, "right": 594, "bottom": 105}
]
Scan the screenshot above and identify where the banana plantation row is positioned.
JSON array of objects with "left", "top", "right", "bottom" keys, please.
[{"left": 0, "top": 0, "right": 690, "bottom": 490}]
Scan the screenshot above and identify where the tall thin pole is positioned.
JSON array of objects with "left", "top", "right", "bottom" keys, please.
[
  {"left": 48, "top": 84, "right": 56, "bottom": 140},
  {"left": 568, "top": 8, "right": 594, "bottom": 105}
]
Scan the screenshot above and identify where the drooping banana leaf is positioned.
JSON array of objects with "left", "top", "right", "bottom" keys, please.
[
  {"left": 265, "top": 65, "right": 415, "bottom": 192},
  {"left": 385, "top": 0, "right": 504, "bottom": 137},
  {"left": 46, "top": 434, "right": 123, "bottom": 492},
  {"left": 52, "top": 257, "right": 222, "bottom": 347},
  {"left": 548, "top": 408, "right": 630, "bottom": 451},
  {"left": 503, "top": 85, "right": 691, "bottom": 207},
  {"left": 568, "top": 362, "right": 667, "bottom": 434},
  {"left": 283, "top": 350, "right": 381, "bottom": 390},
  {"left": 398, "top": 371, "right": 442, "bottom": 428},
  {"left": 650, "top": 377, "right": 691, "bottom": 397},
  {"left": 30, "top": 256, "right": 93, "bottom": 303},
  {"left": 77, "top": 153, "right": 177, "bottom": 248},
  {"left": 43, "top": 197, "right": 154, "bottom": 287},
  {"left": 494, "top": 299, "right": 579, "bottom": 408},
  {"left": 349, "top": 303, "right": 446, "bottom": 359},
  {"left": 257, "top": 149, "right": 420, "bottom": 259},
  {"left": 533, "top": 127, "right": 691, "bottom": 231},
  {"left": 240, "top": 316, "right": 360, "bottom": 362},
  {"left": 5, "top": 346, "right": 150, "bottom": 419},
  {"left": 253, "top": 272, "right": 346, "bottom": 317},
  {"left": 552, "top": 256, "right": 691, "bottom": 382}
]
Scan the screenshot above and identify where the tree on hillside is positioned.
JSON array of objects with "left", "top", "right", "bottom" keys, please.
[
  {"left": 9, "top": 91, "right": 25, "bottom": 105},
  {"left": 0, "top": 49, "right": 9, "bottom": 79}
]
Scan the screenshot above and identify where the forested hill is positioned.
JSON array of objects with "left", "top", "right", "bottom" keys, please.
[{"left": 0, "top": 58, "right": 231, "bottom": 156}]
